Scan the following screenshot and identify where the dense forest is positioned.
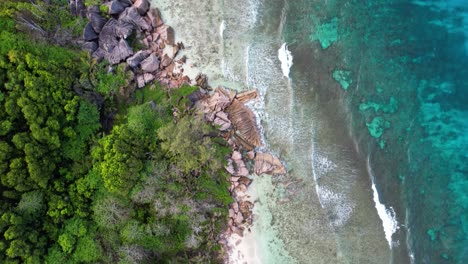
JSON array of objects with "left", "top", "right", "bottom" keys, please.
[{"left": 0, "top": 0, "right": 231, "bottom": 263}]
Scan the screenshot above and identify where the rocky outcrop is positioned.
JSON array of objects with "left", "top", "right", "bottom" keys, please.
[{"left": 79, "top": 1, "right": 191, "bottom": 88}]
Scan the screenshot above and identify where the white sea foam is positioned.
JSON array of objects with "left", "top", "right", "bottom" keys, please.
[
  {"left": 278, "top": 43, "right": 293, "bottom": 79},
  {"left": 371, "top": 182, "right": 398, "bottom": 248},
  {"left": 367, "top": 158, "right": 399, "bottom": 248},
  {"left": 317, "top": 186, "right": 355, "bottom": 227},
  {"left": 220, "top": 20, "right": 226, "bottom": 39}
]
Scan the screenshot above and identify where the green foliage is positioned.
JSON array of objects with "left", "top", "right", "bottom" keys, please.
[
  {"left": 1, "top": 2, "right": 230, "bottom": 263},
  {"left": 158, "top": 115, "right": 223, "bottom": 174}
]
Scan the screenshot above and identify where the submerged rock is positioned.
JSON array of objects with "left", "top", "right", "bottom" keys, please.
[{"left": 254, "top": 152, "right": 286, "bottom": 175}]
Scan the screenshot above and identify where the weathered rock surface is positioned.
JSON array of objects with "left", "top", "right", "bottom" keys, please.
[
  {"left": 119, "top": 7, "right": 151, "bottom": 31},
  {"left": 254, "top": 152, "right": 286, "bottom": 175},
  {"left": 115, "top": 20, "right": 134, "bottom": 39},
  {"left": 99, "top": 19, "right": 120, "bottom": 51},
  {"left": 106, "top": 39, "right": 134, "bottom": 65},
  {"left": 140, "top": 53, "right": 160, "bottom": 72},
  {"left": 226, "top": 99, "right": 262, "bottom": 149},
  {"left": 146, "top": 8, "right": 164, "bottom": 28},
  {"left": 236, "top": 90, "right": 258, "bottom": 103},
  {"left": 126, "top": 50, "right": 150, "bottom": 68}
]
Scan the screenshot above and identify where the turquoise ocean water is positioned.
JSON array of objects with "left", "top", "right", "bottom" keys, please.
[
  {"left": 283, "top": 0, "right": 468, "bottom": 262},
  {"left": 153, "top": 0, "right": 467, "bottom": 262}
]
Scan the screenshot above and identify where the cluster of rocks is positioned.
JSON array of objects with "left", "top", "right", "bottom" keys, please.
[
  {"left": 195, "top": 87, "right": 286, "bottom": 247},
  {"left": 81, "top": 0, "right": 191, "bottom": 90}
]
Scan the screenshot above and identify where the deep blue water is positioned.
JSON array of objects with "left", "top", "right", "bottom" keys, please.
[{"left": 284, "top": 0, "right": 468, "bottom": 263}]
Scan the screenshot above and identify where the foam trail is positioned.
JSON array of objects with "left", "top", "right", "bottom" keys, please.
[
  {"left": 278, "top": 43, "right": 293, "bottom": 79},
  {"left": 367, "top": 157, "right": 399, "bottom": 248},
  {"left": 220, "top": 20, "right": 226, "bottom": 39}
]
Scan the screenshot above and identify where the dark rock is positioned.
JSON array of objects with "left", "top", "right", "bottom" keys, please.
[
  {"left": 134, "top": 0, "right": 150, "bottom": 15},
  {"left": 106, "top": 39, "right": 134, "bottom": 65},
  {"left": 119, "top": 7, "right": 151, "bottom": 31},
  {"left": 118, "top": 0, "right": 133, "bottom": 7},
  {"left": 83, "top": 23, "right": 98, "bottom": 41},
  {"left": 140, "top": 53, "right": 160, "bottom": 72},
  {"left": 188, "top": 89, "right": 206, "bottom": 103},
  {"left": 146, "top": 8, "right": 164, "bottom": 28},
  {"left": 76, "top": 0, "right": 86, "bottom": 17},
  {"left": 126, "top": 50, "right": 151, "bottom": 68},
  {"left": 69, "top": 0, "right": 77, "bottom": 16},
  {"left": 99, "top": 19, "right": 119, "bottom": 52},
  {"left": 88, "top": 9, "right": 107, "bottom": 33},
  {"left": 105, "top": 0, "right": 125, "bottom": 15},
  {"left": 82, "top": 41, "right": 98, "bottom": 53}
]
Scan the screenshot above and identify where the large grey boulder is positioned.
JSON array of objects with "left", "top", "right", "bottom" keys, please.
[
  {"left": 140, "top": 54, "right": 160, "bottom": 72},
  {"left": 119, "top": 7, "right": 151, "bottom": 31},
  {"left": 88, "top": 8, "right": 107, "bottom": 33},
  {"left": 105, "top": 0, "right": 125, "bottom": 15},
  {"left": 83, "top": 23, "right": 98, "bottom": 41},
  {"left": 106, "top": 39, "right": 134, "bottom": 65},
  {"left": 134, "top": 0, "right": 150, "bottom": 15},
  {"left": 126, "top": 50, "right": 151, "bottom": 68},
  {"left": 99, "top": 19, "right": 120, "bottom": 52}
]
